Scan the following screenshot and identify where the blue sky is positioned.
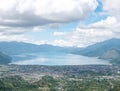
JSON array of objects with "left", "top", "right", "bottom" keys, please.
[{"left": 0, "top": 0, "right": 119, "bottom": 47}]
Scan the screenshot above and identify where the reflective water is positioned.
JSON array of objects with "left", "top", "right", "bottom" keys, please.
[{"left": 11, "top": 52, "right": 110, "bottom": 65}]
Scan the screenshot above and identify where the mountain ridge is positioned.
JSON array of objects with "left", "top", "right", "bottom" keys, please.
[
  {"left": 74, "top": 38, "right": 120, "bottom": 64},
  {"left": 0, "top": 52, "right": 12, "bottom": 64},
  {"left": 0, "top": 38, "right": 120, "bottom": 65}
]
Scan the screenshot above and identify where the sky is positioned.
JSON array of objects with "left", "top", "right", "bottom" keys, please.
[{"left": 0, "top": 0, "right": 120, "bottom": 47}]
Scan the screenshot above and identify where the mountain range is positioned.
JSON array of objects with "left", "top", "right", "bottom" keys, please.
[
  {"left": 0, "top": 41, "right": 80, "bottom": 55},
  {"left": 74, "top": 38, "right": 120, "bottom": 64},
  {"left": 0, "top": 38, "right": 120, "bottom": 65}
]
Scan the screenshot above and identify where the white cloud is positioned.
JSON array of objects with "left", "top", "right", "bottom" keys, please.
[
  {"left": 90, "top": 16, "right": 117, "bottom": 27},
  {"left": 79, "top": 16, "right": 120, "bottom": 31},
  {"left": 0, "top": 33, "right": 28, "bottom": 42},
  {"left": 0, "top": 0, "right": 99, "bottom": 43},
  {"left": 0, "top": 0, "right": 98, "bottom": 43},
  {"left": 80, "top": 16, "right": 120, "bottom": 32},
  {"left": 0, "top": 0, "right": 119, "bottom": 47},
  {"left": 53, "top": 32, "right": 67, "bottom": 36},
  {"left": 52, "top": 39, "right": 74, "bottom": 47},
  {"left": 102, "top": 0, "right": 120, "bottom": 20},
  {"left": 16, "top": 0, "right": 97, "bottom": 21},
  {"left": 51, "top": 0, "right": 120, "bottom": 47},
  {"left": 102, "top": 0, "right": 120, "bottom": 11},
  {"left": 53, "top": 16, "right": 120, "bottom": 47},
  {"left": 0, "top": 0, "right": 98, "bottom": 28}
]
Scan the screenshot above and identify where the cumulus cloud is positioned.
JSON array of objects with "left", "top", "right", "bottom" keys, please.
[
  {"left": 0, "top": 0, "right": 99, "bottom": 44},
  {"left": 52, "top": 39, "right": 73, "bottom": 47},
  {"left": 102, "top": 0, "right": 120, "bottom": 20},
  {"left": 51, "top": 0, "right": 120, "bottom": 47},
  {"left": 0, "top": 0, "right": 119, "bottom": 47},
  {"left": 79, "top": 16, "right": 120, "bottom": 32},
  {"left": 0, "top": 33, "right": 28, "bottom": 42},
  {"left": 53, "top": 16, "right": 120, "bottom": 47},
  {"left": 102, "top": 0, "right": 120, "bottom": 12},
  {"left": 89, "top": 16, "right": 117, "bottom": 28},
  {"left": 0, "top": 0, "right": 98, "bottom": 29}
]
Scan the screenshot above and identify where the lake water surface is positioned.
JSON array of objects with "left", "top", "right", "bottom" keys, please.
[{"left": 11, "top": 52, "right": 110, "bottom": 65}]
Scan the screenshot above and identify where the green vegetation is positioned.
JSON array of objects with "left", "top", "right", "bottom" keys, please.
[
  {"left": 0, "top": 65, "right": 120, "bottom": 91},
  {"left": 0, "top": 76, "right": 58, "bottom": 91},
  {"left": 0, "top": 76, "right": 120, "bottom": 91}
]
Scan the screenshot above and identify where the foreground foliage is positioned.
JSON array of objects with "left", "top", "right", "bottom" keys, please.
[{"left": 0, "top": 75, "right": 120, "bottom": 91}]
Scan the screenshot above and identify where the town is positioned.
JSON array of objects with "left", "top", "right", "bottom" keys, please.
[{"left": 0, "top": 65, "right": 120, "bottom": 91}]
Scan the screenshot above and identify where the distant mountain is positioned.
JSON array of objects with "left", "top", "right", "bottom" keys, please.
[
  {"left": 0, "top": 41, "right": 80, "bottom": 55},
  {"left": 0, "top": 52, "right": 12, "bottom": 64},
  {"left": 74, "top": 38, "right": 120, "bottom": 64},
  {"left": 0, "top": 41, "right": 42, "bottom": 55},
  {"left": 0, "top": 41, "right": 81, "bottom": 63},
  {"left": 0, "top": 42, "right": 60, "bottom": 55},
  {"left": 0, "top": 38, "right": 120, "bottom": 65}
]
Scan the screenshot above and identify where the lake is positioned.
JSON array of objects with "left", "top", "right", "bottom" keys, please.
[{"left": 11, "top": 52, "right": 110, "bottom": 65}]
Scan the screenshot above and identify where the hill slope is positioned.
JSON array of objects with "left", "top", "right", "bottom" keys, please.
[
  {"left": 74, "top": 38, "right": 120, "bottom": 64},
  {"left": 0, "top": 52, "right": 12, "bottom": 64},
  {"left": 0, "top": 38, "right": 120, "bottom": 65},
  {"left": 0, "top": 41, "right": 80, "bottom": 55}
]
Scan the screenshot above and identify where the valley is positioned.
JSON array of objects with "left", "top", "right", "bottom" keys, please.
[{"left": 0, "top": 38, "right": 120, "bottom": 65}]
